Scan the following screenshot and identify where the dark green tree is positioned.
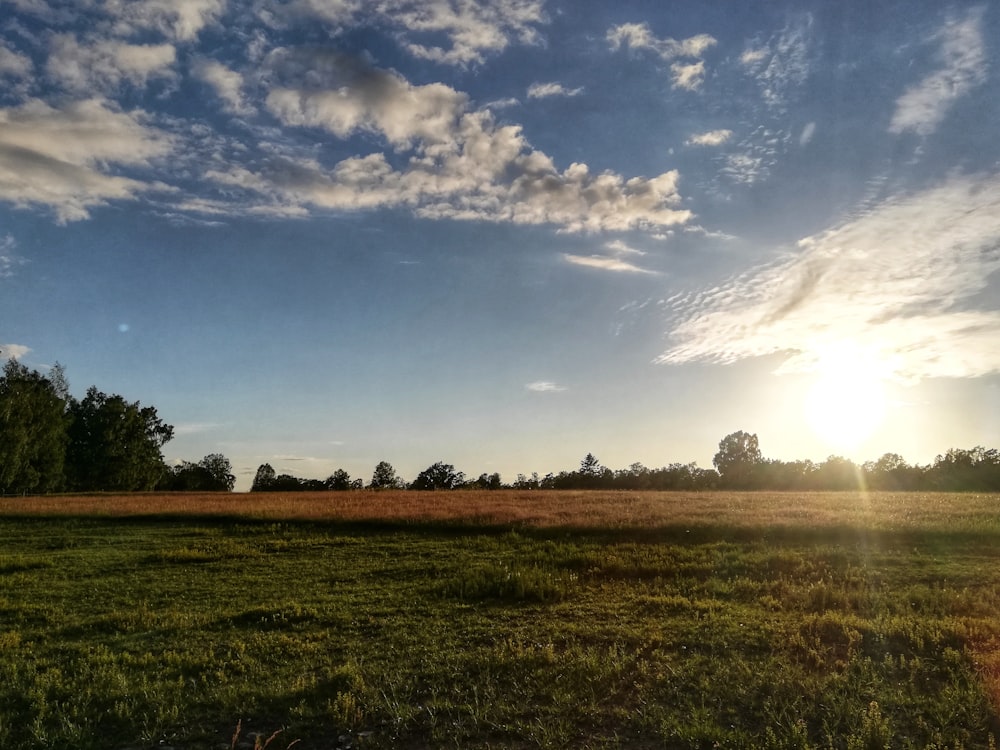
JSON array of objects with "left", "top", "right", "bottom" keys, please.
[
  {"left": 411, "top": 461, "right": 465, "bottom": 491},
  {"left": 251, "top": 463, "right": 276, "bottom": 492},
  {"left": 370, "top": 460, "right": 400, "bottom": 490},
  {"left": 0, "top": 359, "right": 69, "bottom": 494},
  {"left": 325, "top": 468, "right": 353, "bottom": 491},
  {"left": 473, "top": 472, "right": 502, "bottom": 490},
  {"left": 163, "top": 454, "right": 235, "bottom": 492},
  {"left": 713, "top": 431, "right": 764, "bottom": 488},
  {"left": 158, "top": 461, "right": 207, "bottom": 491},
  {"left": 579, "top": 453, "right": 602, "bottom": 476},
  {"left": 65, "top": 387, "right": 174, "bottom": 491},
  {"left": 199, "top": 453, "right": 235, "bottom": 491}
]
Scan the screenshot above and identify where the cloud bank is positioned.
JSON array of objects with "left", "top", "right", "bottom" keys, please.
[{"left": 205, "top": 51, "right": 692, "bottom": 232}]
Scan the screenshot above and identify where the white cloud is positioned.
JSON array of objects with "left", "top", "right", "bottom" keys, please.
[
  {"left": 104, "top": 0, "right": 226, "bottom": 42},
  {"left": 670, "top": 61, "right": 706, "bottom": 91},
  {"left": 683, "top": 225, "right": 736, "bottom": 241},
  {"left": 0, "top": 234, "right": 27, "bottom": 278},
  {"left": 799, "top": 121, "right": 816, "bottom": 146},
  {"left": 607, "top": 23, "right": 716, "bottom": 59},
  {"left": 740, "top": 48, "right": 768, "bottom": 66},
  {"left": 720, "top": 127, "right": 790, "bottom": 186},
  {"left": 173, "top": 422, "right": 223, "bottom": 435},
  {"left": 527, "top": 81, "right": 583, "bottom": 99},
  {"left": 192, "top": 59, "right": 253, "bottom": 115},
  {"left": 608, "top": 22, "right": 716, "bottom": 91},
  {"left": 605, "top": 240, "right": 645, "bottom": 255},
  {"left": 686, "top": 129, "right": 733, "bottom": 147},
  {"left": 563, "top": 239, "right": 658, "bottom": 274},
  {"left": 526, "top": 381, "right": 566, "bottom": 392},
  {"left": 46, "top": 34, "right": 177, "bottom": 92},
  {"left": 264, "top": 49, "right": 468, "bottom": 149},
  {"left": 658, "top": 173, "right": 1000, "bottom": 382},
  {"left": 227, "top": 55, "right": 693, "bottom": 233},
  {"left": 0, "top": 44, "right": 32, "bottom": 79},
  {"left": 4, "top": 0, "right": 72, "bottom": 23},
  {"left": 281, "top": 0, "right": 547, "bottom": 66},
  {"left": 563, "top": 254, "right": 658, "bottom": 274},
  {"left": 889, "top": 6, "right": 987, "bottom": 136},
  {"left": 0, "top": 343, "right": 31, "bottom": 360},
  {"left": 0, "top": 98, "right": 175, "bottom": 222},
  {"left": 482, "top": 96, "right": 520, "bottom": 110}
]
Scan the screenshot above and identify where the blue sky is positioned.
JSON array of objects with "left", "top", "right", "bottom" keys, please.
[{"left": 2, "top": 0, "right": 999, "bottom": 490}]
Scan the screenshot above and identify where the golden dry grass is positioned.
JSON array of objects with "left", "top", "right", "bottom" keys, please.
[{"left": 2, "top": 489, "right": 999, "bottom": 533}]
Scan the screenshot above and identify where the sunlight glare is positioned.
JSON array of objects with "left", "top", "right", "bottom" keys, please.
[{"left": 804, "top": 344, "right": 888, "bottom": 451}]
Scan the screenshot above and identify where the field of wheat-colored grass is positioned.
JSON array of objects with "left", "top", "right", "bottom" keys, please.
[{"left": 3, "top": 489, "right": 1000, "bottom": 532}]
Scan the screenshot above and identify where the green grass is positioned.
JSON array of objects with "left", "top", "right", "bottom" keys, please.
[{"left": 1, "top": 495, "right": 999, "bottom": 748}]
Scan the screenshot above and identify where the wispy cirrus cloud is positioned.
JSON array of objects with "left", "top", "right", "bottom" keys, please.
[
  {"left": 740, "top": 14, "right": 813, "bottom": 112},
  {"left": 172, "top": 422, "right": 223, "bottom": 436},
  {"left": 526, "top": 381, "right": 566, "bottom": 392},
  {"left": 527, "top": 81, "right": 583, "bottom": 99},
  {"left": 889, "top": 6, "right": 987, "bottom": 136},
  {"left": 563, "top": 239, "right": 658, "bottom": 274},
  {"left": 0, "top": 234, "right": 27, "bottom": 278},
  {"left": 658, "top": 173, "right": 1000, "bottom": 382}
]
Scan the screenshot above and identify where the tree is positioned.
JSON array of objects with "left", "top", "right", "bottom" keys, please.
[
  {"left": 579, "top": 453, "right": 602, "bottom": 476},
  {"left": 64, "top": 387, "right": 173, "bottom": 492},
  {"left": 271, "top": 473, "right": 305, "bottom": 491},
  {"left": 713, "top": 431, "right": 764, "bottom": 488},
  {"left": 513, "top": 472, "right": 540, "bottom": 489},
  {"left": 199, "top": 453, "right": 235, "bottom": 491},
  {"left": 0, "top": 359, "right": 69, "bottom": 494},
  {"left": 370, "top": 460, "right": 400, "bottom": 490},
  {"left": 251, "top": 463, "right": 276, "bottom": 492},
  {"left": 325, "top": 468, "right": 353, "bottom": 491},
  {"left": 473, "top": 472, "right": 503, "bottom": 490},
  {"left": 411, "top": 461, "right": 465, "bottom": 491},
  {"left": 159, "top": 461, "right": 209, "bottom": 491}
]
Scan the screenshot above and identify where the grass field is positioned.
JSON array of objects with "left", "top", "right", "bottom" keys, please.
[{"left": 1, "top": 490, "right": 999, "bottom": 749}]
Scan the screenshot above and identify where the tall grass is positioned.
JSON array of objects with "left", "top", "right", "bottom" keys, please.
[{"left": 3, "top": 490, "right": 1000, "bottom": 534}]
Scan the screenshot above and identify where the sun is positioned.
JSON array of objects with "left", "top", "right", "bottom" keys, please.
[{"left": 803, "top": 347, "right": 888, "bottom": 451}]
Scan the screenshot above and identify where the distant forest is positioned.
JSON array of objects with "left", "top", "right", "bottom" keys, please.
[{"left": 2, "top": 357, "right": 999, "bottom": 495}]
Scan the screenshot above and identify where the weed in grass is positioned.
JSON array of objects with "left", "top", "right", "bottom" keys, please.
[{"left": 230, "top": 719, "right": 300, "bottom": 749}]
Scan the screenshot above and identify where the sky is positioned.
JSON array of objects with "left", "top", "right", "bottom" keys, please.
[{"left": 1, "top": 0, "right": 999, "bottom": 491}]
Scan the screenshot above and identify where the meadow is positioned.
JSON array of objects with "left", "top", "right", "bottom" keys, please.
[{"left": 1, "top": 490, "right": 999, "bottom": 749}]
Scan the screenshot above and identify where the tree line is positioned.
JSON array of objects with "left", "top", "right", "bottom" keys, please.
[
  {"left": 3, "top": 357, "right": 999, "bottom": 494},
  {"left": 0, "top": 358, "right": 233, "bottom": 494},
  {"left": 253, "top": 433, "right": 1000, "bottom": 493}
]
